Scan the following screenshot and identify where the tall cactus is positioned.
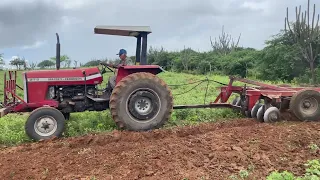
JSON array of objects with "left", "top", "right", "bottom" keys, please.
[{"left": 285, "top": 0, "right": 320, "bottom": 84}]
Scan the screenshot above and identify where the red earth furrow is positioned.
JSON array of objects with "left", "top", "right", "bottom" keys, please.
[{"left": 0, "top": 118, "right": 320, "bottom": 180}]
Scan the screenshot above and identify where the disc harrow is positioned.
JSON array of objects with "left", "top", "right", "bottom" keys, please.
[{"left": 174, "top": 76, "right": 320, "bottom": 122}]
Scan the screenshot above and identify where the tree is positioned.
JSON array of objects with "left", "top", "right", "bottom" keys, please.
[
  {"left": 0, "top": 53, "right": 4, "bottom": 70},
  {"left": 148, "top": 46, "right": 172, "bottom": 69},
  {"left": 180, "top": 46, "right": 195, "bottom": 71},
  {"left": 29, "top": 62, "right": 37, "bottom": 70},
  {"left": 65, "top": 59, "right": 71, "bottom": 68},
  {"left": 257, "top": 43, "right": 306, "bottom": 81},
  {"left": 285, "top": 0, "right": 320, "bottom": 84},
  {"left": 10, "top": 56, "right": 26, "bottom": 70},
  {"left": 50, "top": 54, "right": 71, "bottom": 68},
  {"left": 217, "top": 48, "right": 257, "bottom": 78},
  {"left": 0, "top": 53, "right": 3, "bottom": 63},
  {"left": 74, "top": 60, "right": 78, "bottom": 68},
  {"left": 38, "top": 60, "right": 55, "bottom": 69},
  {"left": 22, "top": 57, "right": 28, "bottom": 70},
  {"left": 210, "top": 26, "right": 241, "bottom": 55},
  {"left": 82, "top": 59, "right": 102, "bottom": 67}
]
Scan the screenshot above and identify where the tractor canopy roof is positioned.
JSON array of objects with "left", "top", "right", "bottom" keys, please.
[{"left": 94, "top": 26, "right": 152, "bottom": 37}]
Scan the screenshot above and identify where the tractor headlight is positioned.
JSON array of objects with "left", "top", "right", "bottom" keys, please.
[{"left": 48, "top": 86, "right": 55, "bottom": 99}]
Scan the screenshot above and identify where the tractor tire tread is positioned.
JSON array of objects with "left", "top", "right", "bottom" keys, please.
[
  {"left": 289, "top": 88, "right": 320, "bottom": 121},
  {"left": 25, "top": 106, "right": 66, "bottom": 141},
  {"left": 109, "top": 72, "right": 173, "bottom": 130}
]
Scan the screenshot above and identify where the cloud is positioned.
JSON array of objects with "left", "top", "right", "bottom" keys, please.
[
  {"left": 21, "top": 41, "right": 46, "bottom": 50},
  {"left": 0, "top": 0, "right": 318, "bottom": 63},
  {"left": 0, "top": 0, "right": 74, "bottom": 49}
]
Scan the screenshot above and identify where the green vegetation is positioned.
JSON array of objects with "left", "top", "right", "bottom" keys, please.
[
  {"left": 228, "top": 164, "right": 255, "bottom": 180},
  {"left": 266, "top": 159, "right": 320, "bottom": 180},
  {"left": 226, "top": 160, "right": 320, "bottom": 180}
]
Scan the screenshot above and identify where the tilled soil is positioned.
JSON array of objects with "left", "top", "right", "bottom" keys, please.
[{"left": 0, "top": 118, "right": 320, "bottom": 180}]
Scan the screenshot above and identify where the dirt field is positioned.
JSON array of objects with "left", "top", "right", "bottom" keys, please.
[{"left": 0, "top": 117, "right": 320, "bottom": 180}]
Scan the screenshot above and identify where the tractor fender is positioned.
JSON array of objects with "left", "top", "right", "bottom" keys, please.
[{"left": 115, "top": 65, "right": 164, "bottom": 84}]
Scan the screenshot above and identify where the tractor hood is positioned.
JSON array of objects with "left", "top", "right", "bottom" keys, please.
[{"left": 24, "top": 67, "right": 103, "bottom": 85}]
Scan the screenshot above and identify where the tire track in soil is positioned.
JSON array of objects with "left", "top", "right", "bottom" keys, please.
[{"left": 0, "top": 118, "right": 320, "bottom": 180}]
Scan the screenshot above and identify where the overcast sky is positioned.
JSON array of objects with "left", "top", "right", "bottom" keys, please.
[{"left": 0, "top": 0, "right": 318, "bottom": 65}]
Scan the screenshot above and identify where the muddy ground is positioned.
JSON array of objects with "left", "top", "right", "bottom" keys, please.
[{"left": 0, "top": 116, "right": 320, "bottom": 180}]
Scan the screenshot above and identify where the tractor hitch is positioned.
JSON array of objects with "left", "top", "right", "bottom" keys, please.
[{"left": 173, "top": 103, "right": 241, "bottom": 110}]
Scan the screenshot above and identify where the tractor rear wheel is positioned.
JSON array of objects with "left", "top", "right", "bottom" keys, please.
[
  {"left": 109, "top": 72, "right": 173, "bottom": 131},
  {"left": 289, "top": 89, "right": 320, "bottom": 121},
  {"left": 25, "top": 107, "right": 66, "bottom": 141}
]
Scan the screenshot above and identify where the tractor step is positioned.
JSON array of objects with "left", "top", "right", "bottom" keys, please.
[{"left": 86, "top": 95, "right": 109, "bottom": 102}]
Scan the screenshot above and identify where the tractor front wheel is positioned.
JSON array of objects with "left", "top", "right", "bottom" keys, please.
[
  {"left": 109, "top": 72, "right": 173, "bottom": 131},
  {"left": 25, "top": 107, "right": 66, "bottom": 141}
]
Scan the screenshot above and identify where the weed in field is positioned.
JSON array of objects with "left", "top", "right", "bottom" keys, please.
[
  {"left": 266, "top": 170, "right": 296, "bottom": 180},
  {"left": 308, "top": 143, "right": 319, "bottom": 154},
  {"left": 304, "top": 159, "right": 320, "bottom": 177},
  {"left": 228, "top": 168, "right": 252, "bottom": 180},
  {"left": 228, "top": 175, "right": 238, "bottom": 180},
  {"left": 266, "top": 159, "right": 320, "bottom": 180},
  {"left": 90, "top": 176, "right": 97, "bottom": 180}
]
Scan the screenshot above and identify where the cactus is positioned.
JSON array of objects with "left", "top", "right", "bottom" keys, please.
[{"left": 285, "top": 0, "right": 320, "bottom": 85}]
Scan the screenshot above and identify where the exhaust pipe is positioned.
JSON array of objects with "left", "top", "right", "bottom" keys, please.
[{"left": 56, "top": 33, "right": 60, "bottom": 70}]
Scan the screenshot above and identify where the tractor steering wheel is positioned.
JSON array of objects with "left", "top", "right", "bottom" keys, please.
[{"left": 99, "top": 62, "right": 116, "bottom": 74}]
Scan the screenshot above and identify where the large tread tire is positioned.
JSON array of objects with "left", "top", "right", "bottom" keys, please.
[
  {"left": 25, "top": 107, "right": 66, "bottom": 141},
  {"left": 289, "top": 89, "right": 320, "bottom": 121},
  {"left": 109, "top": 72, "right": 173, "bottom": 131}
]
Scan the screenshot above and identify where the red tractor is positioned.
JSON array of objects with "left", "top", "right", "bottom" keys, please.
[
  {"left": 2, "top": 26, "right": 320, "bottom": 142},
  {"left": 1, "top": 26, "right": 173, "bottom": 141}
]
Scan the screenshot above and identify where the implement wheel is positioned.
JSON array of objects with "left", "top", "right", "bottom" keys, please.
[
  {"left": 232, "top": 97, "right": 240, "bottom": 105},
  {"left": 25, "top": 107, "right": 66, "bottom": 141},
  {"left": 109, "top": 72, "right": 173, "bottom": 131},
  {"left": 263, "top": 107, "right": 280, "bottom": 123},
  {"left": 289, "top": 89, "right": 320, "bottom": 121},
  {"left": 251, "top": 103, "right": 262, "bottom": 118},
  {"left": 256, "top": 105, "right": 265, "bottom": 122}
]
